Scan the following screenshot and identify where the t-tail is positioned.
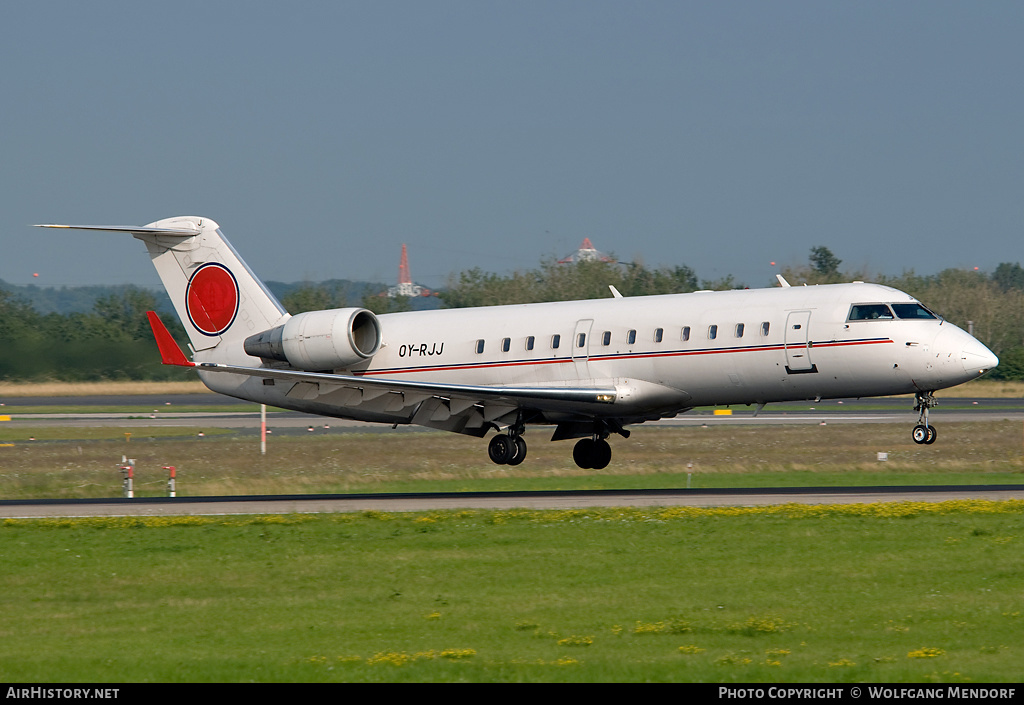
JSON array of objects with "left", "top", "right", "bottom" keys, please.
[{"left": 38, "top": 217, "right": 289, "bottom": 361}]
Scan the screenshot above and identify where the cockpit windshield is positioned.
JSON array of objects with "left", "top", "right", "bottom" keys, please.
[
  {"left": 848, "top": 304, "right": 894, "bottom": 320},
  {"left": 848, "top": 303, "right": 938, "bottom": 321},
  {"left": 890, "top": 303, "right": 937, "bottom": 320}
]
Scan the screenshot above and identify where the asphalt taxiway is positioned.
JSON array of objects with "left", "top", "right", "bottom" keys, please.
[{"left": 3, "top": 484, "right": 1024, "bottom": 519}]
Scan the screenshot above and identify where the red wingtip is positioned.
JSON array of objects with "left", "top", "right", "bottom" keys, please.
[{"left": 146, "top": 311, "right": 194, "bottom": 367}]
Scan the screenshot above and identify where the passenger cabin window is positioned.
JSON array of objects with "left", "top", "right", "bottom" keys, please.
[
  {"left": 681, "top": 326, "right": 690, "bottom": 342},
  {"left": 501, "top": 338, "right": 511, "bottom": 352},
  {"left": 602, "top": 331, "right": 611, "bottom": 346},
  {"left": 735, "top": 323, "right": 744, "bottom": 338},
  {"left": 761, "top": 322, "right": 770, "bottom": 336},
  {"left": 576, "top": 333, "right": 586, "bottom": 348},
  {"left": 526, "top": 336, "right": 535, "bottom": 351},
  {"left": 626, "top": 330, "right": 636, "bottom": 345},
  {"left": 709, "top": 325, "right": 718, "bottom": 340},
  {"left": 551, "top": 334, "right": 561, "bottom": 349},
  {"left": 891, "top": 303, "right": 937, "bottom": 320},
  {"left": 654, "top": 328, "right": 664, "bottom": 343},
  {"left": 475, "top": 339, "right": 485, "bottom": 354},
  {"left": 848, "top": 304, "right": 895, "bottom": 321}
]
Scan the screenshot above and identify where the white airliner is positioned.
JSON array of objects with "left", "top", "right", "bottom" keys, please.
[{"left": 40, "top": 217, "right": 999, "bottom": 469}]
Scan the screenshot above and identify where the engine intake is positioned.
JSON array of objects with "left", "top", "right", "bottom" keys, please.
[{"left": 244, "top": 307, "right": 382, "bottom": 371}]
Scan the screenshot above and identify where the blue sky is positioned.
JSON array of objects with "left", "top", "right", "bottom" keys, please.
[{"left": 2, "top": 1, "right": 1022, "bottom": 292}]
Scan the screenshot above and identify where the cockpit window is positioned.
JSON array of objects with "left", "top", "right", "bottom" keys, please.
[
  {"left": 891, "top": 303, "right": 937, "bottom": 320},
  {"left": 848, "top": 304, "right": 894, "bottom": 321}
]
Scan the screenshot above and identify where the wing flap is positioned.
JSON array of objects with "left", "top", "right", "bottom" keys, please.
[{"left": 197, "top": 359, "right": 617, "bottom": 409}]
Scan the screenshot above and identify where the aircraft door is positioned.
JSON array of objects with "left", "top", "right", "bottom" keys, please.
[
  {"left": 785, "top": 311, "right": 816, "bottom": 373},
  {"left": 572, "top": 319, "right": 594, "bottom": 379}
]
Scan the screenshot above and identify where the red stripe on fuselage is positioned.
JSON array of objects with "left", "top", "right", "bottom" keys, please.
[{"left": 353, "top": 338, "right": 894, "bottom": 378}]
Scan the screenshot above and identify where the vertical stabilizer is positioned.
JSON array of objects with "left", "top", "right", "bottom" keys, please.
[
  {"left": 38, "top": 217, "right": 289, "bottom": 359},
  {"left": 134, "top": 217, "right": 288, "bottom": 355}
]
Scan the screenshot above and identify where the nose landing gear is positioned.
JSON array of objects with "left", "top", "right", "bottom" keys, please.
[{"left": 912, "top": 391, "right": 938, "bottom": 445}]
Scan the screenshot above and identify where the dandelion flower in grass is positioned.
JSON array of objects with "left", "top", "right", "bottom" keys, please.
[
  {"left": 909, "top": 647, "right": 946, "bottom": 659},
  {"left": 557, "top": 635, "right": 594, "bottom": 647}
]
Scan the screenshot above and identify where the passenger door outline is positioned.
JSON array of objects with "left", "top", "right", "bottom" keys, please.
[{"left": 785, "top": 310, "right": 817, "bottom": 374}]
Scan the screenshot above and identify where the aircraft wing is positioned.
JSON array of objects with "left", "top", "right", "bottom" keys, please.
[{"left": 147, "top": 312, "right": 616, "bottom": 434}]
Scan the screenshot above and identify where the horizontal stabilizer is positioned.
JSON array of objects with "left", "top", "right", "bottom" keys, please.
[{"left": 35, "top": 223, "right": 200, "bottom": 237}]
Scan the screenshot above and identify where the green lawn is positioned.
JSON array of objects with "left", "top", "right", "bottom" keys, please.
[
  {"left": 1, "top": 502, "right": 1021, "bottom": 682},
  {"left": 1, "top": 422, "right": 1022, "bottom": 499}
]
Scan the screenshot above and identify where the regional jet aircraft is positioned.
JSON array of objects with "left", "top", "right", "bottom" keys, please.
[{"left": 39, "top": 217, "right": 999, "bottom": 468}]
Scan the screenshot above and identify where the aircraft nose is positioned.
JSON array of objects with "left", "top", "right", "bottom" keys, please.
[{"left": 961, "top": 338, "right": 999, "bottom": 375}]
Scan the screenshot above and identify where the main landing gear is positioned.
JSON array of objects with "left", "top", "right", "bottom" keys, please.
[
  {"left": 487, "top": 420, "right": 625, "bottom": 469},
  {"left": 912, "top": 391, "right": 938, "bottom": 445},
  {"left": 487, "top": 432, "right": 614, "bottom": 469},
  {"left": 488, "top": 431, "right": 527, "bottom": 466}
]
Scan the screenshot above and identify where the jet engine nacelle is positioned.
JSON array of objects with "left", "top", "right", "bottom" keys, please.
[{"left": 243, "top": 308, "right": 382, "bottom": 371}]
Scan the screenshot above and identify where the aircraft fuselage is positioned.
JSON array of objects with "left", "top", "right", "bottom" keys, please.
[{"left": 198, "top": 281, "right": 994, "bottom": 428}]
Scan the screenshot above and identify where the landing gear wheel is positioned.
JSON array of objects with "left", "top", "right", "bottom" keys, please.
[
  {"left": 508, "top": 436, "right": 528, "bottom": 465},
  {"left": 591, "top": 439, "right": 612, "bottom": 470},
  {"left": 572, "top": 438, "right": 612, "bottom": 469},
  {"left": 912, "top": 392, "right": 939, "bottom": 445},
  {"left": 488, "top": 434, "right": 517, "bottom": 464},
  {"left": 573, "top": 438, "right": 595, "bottom": 469}
]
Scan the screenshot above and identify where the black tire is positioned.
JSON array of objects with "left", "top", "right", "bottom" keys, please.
[
  {"left": 488, "top": 434, "right": 516, "bottom": 464},
  {"left": 591, "top": 439, "right": 612, "bottom": 470},
  {"left": 573, "top": 438, "right": 596, "bottom": 469},
  {"left": 912, "top": 424, "right": 929, "bottom": 444},
  {"left": 924, "top": 425, "right": 937, "bottom": 444},
  {"left": 507, "top": 436, "right": 528, "bottom": 466}
]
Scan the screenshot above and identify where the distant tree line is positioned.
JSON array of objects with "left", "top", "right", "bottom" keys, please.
[
  {"left": 439, "top": 258, "right": 702, "bottom": 308},
  {"left": 0, "top": 287, "right": 190, "bottom": 382},
  {"left": 3, "top": 249, "right": 1023, "bottom": 381}
]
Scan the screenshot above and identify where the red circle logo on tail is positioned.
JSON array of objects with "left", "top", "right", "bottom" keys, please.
[{"left": 186, "top": 264, "right": 239, "bottom": 336}]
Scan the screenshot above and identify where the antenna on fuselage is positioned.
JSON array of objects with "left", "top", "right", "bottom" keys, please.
[{"left": 776, "top": 274, "right": 791, "bottom": 288}]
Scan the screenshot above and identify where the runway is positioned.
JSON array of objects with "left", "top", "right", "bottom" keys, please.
[{"left": 3, "top": 485, "right": 1023, "bottom": 519}]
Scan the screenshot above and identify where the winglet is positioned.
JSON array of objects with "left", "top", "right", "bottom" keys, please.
[{"left": 147, "top": 311, "right": 194, "bottom": 367}]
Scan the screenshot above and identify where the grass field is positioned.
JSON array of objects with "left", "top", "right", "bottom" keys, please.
[
  {"left": 0, "top": 380, "right": 211, "bottom": 398},
  {"left": 1, "top": 502, "right": 1021, "bottom": 683},
  {"left": 1, "top": 421, "right": 1023, "bottom": 499}
]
